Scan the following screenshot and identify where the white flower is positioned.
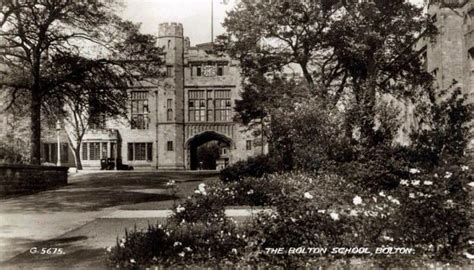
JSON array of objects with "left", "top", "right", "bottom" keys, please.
[
  {"left": 461, "top": 165, "right": 469, "bottom": 171},
  {"left": 423, "top": 181, "right": 433, "bottom": 186},
  {"left": 130, "top": 259, "right": 136, "bottom": 264},
  {"left": 152, "top": 256, "right": 158, "bottom": 261},
  {"left": 353, "top": 196, "right": 362, "bottom": 205},
  {"left": 232, "top": 248, "right": 238, "bottom": 254},
  {"left": 363, "top": 210, "right": 377, "bottom": 217},
  {"left": 379, "top": 191, "right": 386, "bottom": 197},
  {"left": 387, "top": 196, "right": 400, "bottom": 205},
  {"left": 106, "top": 246, "right": 112, "bottom": 252},
  {"left": 383, "top": 236, "right": 394, "bottom": 242},
  {"left": 409, "top": 193, "right": 415, "bottom": 199},
  {"left": 198, "top": 183, "right": 206, "bottom": 192},
  {"left": 329, "top": 212, "right": 339, "bottom": 221},
  {"left": 317, "top": 210, "right": 326, "bottom": 214},
  {"left": 119, "top": 243, "right": 125, "bottom": 248},
  {"left": 304, "top": 192, "right": 314, "bottom": 200},
  {"left": 412, "top": 180, "right": 420, "bottom": 186},
  {"left": 464, "top": 251, "right": 474, "bottom": 260},
  {"left": 349, "top": 209, "right": 358, "bottom": 216},
  {"left": 468, "top": 182, "right": 474, "bottom": 188},
  {"left": 445, "top": 199, "right": 454, "bottom": 208},
  {"left": 166, "top": 180, "right": 176, "bottom": 186},
  {"left": 247, "top": 189, "right": 254, "bottom": 195},
  {"left": 176, "top": 205, "right": 185, "bottom": 213},
  {"left": 290, "top": 217, "right": 297, "bottom": 222},
  {"left": 445, "top": 172, "right": 452, "bottom": 179},
  {"left": 184, "top": 247, "right": 192, "bottom": 252},
  {"left": 178, "top": 252, "right": 185, "bottom": 257},
  {"left": 434, "top": 173, "right": 438, "bottom": 178},
  {"left": 409, "top": 168, "right": 420, "bottom": 174},
  {"left": 173, "top": 241, "right": 182, "bottom": 247}
]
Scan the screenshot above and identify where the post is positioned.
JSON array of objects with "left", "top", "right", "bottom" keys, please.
[
  {"left": 56, "top": 120, "right": 61, "bottom": 166},
  {"left": 211, "top": 0, "right": 214, "bottom": 44}
]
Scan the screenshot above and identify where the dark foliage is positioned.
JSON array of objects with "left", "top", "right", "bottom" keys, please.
[{"left": 220, "top": 154, "right": 282, "bottom": 182}]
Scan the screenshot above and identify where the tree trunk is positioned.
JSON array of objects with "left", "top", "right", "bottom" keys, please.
[
  {"left": 360, "top": 76, "right": 377, "bottom": 146},
  {"left": 72, "top": 147, "right": 83, "bottom": 170},
  {"left": 30, "top": 90, "right": 42, "bottom": 165},
  {"left": 358, "top": 58, "right": 377, "bottom": 147},
  {"left": 67, "top": 134, "right": 83, "bottom": 170}
]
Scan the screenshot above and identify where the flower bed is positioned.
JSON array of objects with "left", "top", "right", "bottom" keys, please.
[{"left": 107, "top": 167, "right": 472, "bottom": 268}]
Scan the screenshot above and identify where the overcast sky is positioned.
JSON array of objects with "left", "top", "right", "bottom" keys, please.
[
  {"left": 119, "top": 0, "right": 425, "bottom": 46},
  {"left": 120, "top": 0, "right": 236, "bottom": 46}
]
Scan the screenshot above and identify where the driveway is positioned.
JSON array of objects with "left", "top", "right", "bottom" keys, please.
[{"left": 0, "top": 171, "right": 219, "bottom": 267}]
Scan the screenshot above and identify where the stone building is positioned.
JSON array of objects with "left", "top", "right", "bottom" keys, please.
[
  {"left": 418, "top": 0, "right": 473, "bottom": 93},
  {"left": 41, "top": 22, "right": 265, "bottom": 170},
  {"left": 415, "top": 0, "right": 474, "bottom": 148}
]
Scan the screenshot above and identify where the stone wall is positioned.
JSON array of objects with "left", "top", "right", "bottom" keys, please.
[{"left": 0, "top": 164, "right": 68, "bottom": 197}]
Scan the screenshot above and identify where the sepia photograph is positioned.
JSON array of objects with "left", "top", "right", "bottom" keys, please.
[{"left": 0, "top": 0, "right": 473, "bottom": 268}]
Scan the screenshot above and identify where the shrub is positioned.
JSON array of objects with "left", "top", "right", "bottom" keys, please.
[
  {"left": 171, "top": 177, "right": 286, "bottom": 209},
  {"left": 0, "top": 140, "right": 29, "bottom": 164},
  {"left": 107, "top": 221, "right": 246, "bottom": 269},
  {"left": 223, "top": 175, "right": 286, "bottom": 206},
  {"left": 333, "top": 145, "right": 411, "bottom": 192},
  {"left": 220, "top": 154, "right": 280, "bottom": 182},
  {"left": 242, "top": 170, "right": 471, "bottom": 268},
  {"left": 169, "top": 183, "right": 227, "bottom": 224},
  {"left": 107, "top": 169, "right": 471, "bottom": 268},
  {"left": 388, "top": 163, "right": 472, "bottom": 261}
]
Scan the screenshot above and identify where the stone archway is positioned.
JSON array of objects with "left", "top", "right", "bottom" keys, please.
[{"left": 185, "top": 131, "right": 234, "bottom": 170}]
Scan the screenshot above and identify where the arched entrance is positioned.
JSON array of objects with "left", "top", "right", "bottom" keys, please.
[{"left": 186, "top": 131, "right": 233, "bottom": 170}]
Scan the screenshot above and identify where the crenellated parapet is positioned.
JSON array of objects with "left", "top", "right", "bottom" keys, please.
[{"left": 158, "top": 22, "right": 183, "bottom": 38}]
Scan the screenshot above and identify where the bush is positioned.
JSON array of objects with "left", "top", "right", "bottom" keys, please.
[
  {"left": 388, "top": 163, "right": 471, "bottom": 261},
  {"left": 108, "top": 183, "right": 246, "bottom": 268},
  {"left": 0, "top": 140, "right": 29, "bottom": 164},
  {"left": 220, "top": 154, "right": 280, "bottom": 182},
  {"left": 107, "top": 221, "right": 246, "bottom": 269},
  {"left": 332, "top": 145, "right": 411, "bottom": 192},
  {"left": 171, "top": 177, "right": 286, "bottom": 209},
  {"left": 241, "top": 171, "right": 471, "bottom": 268},
  {"left": 107, "top": 169, "right": 472, "bottom": 268}
]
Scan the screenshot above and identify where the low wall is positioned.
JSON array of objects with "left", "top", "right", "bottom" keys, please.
[{"left": 0, "top": 164, "right": 68, "bottom": 197}]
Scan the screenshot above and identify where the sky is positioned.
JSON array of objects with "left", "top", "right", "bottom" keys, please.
[
  {"left": 120, "top": 0, "right": 237, "bottom": 46},
  {"left": 119, "top": 0, "right": 425, "bottom": 46}
]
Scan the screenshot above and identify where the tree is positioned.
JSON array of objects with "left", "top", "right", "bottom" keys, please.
[
  {"left": 221, "top": 0, "right": 344, "bottom": 103},
  {"left": 0, "top": 0, "right": 128, "bottom": 164},
  {"left": 326, "top": 0, "right": 435, "bottom": 145},
  {"left": 43, "top": 21, "right": 162, "bottom": 170},
  {"left": 409, "top": 82, "right": 473, "bottom": 167},
  {"left": 43, "top": 54, "right": 131, "bottom": 170},
  {"left": 223, "top": 0, "right": 435, "bottom": 147}
]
